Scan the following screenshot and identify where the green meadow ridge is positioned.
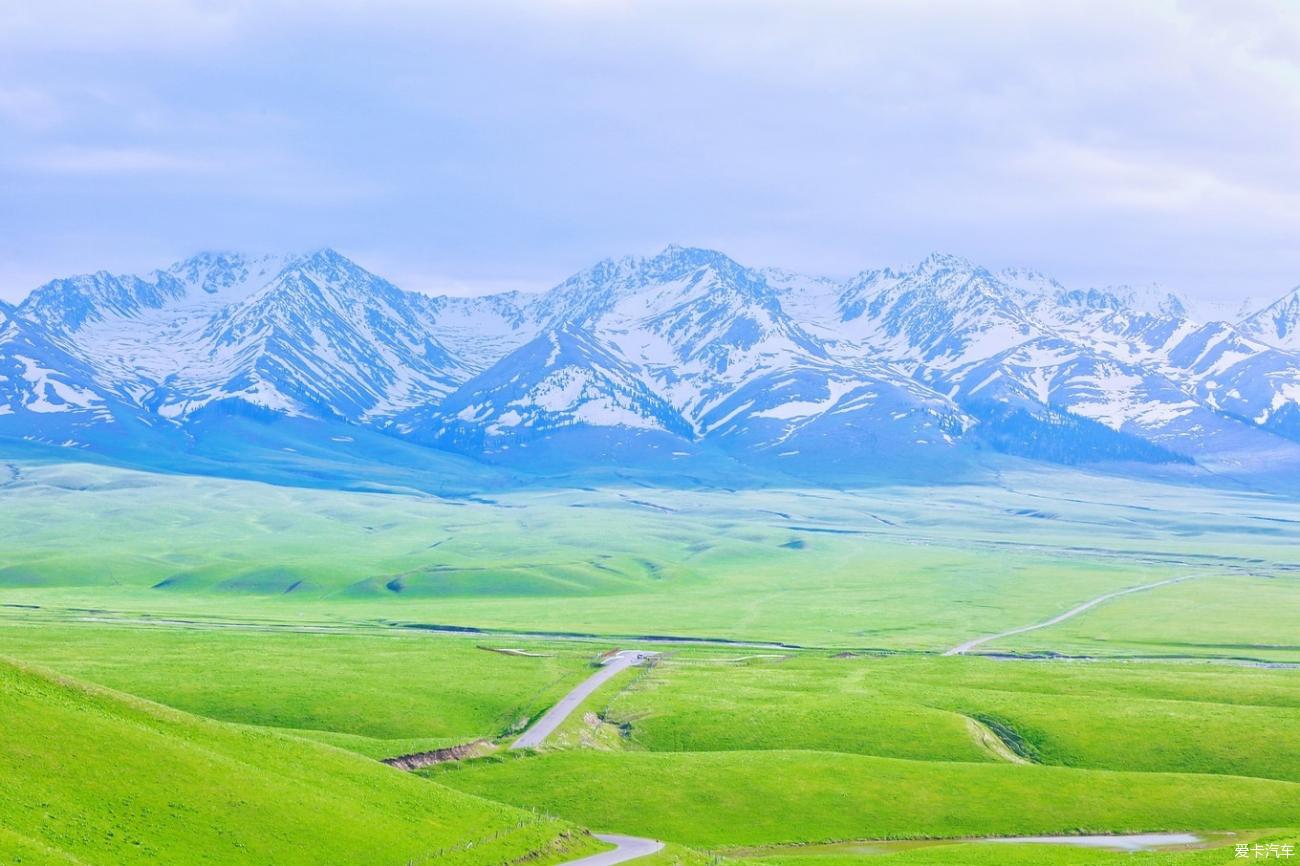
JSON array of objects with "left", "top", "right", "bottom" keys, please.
[
  {"left": 0, "top": 657, "right": 603, "bottom": 866},
  {"left": 432, "top": 749, "right": 1300, "bottom": 849},
  {"left": 3, "top": 460, "right": 1298, "bottom": 659},
  {"left": 0, "top": 459, "right": 1298, "bottom": 865}
]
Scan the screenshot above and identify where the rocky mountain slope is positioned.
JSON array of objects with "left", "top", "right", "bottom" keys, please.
[{"left": 5, "top": 245, "right": 1300, "bottom": 483}]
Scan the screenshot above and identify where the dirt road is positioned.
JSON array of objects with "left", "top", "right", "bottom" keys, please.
[
  {"left": 943, "top": 575, "right": 1194, "bottom": 656},
  {"left": 511, "top": 650, "right": 656, "bottom": 749},
  {"left": 558, "top": 834, "right": 665, "bottom": 866}
]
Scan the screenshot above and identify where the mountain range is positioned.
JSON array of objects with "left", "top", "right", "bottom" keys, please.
[{"left": 5, "top": 245, "right": 1300, "bottom": 489}]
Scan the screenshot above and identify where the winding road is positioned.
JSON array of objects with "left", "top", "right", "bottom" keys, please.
[
  {"left": 561, "top": 834, "right": 665, "bottom": 866},
  {"left": 943, "top": 575, "right": 1195, "bottom": 656},
  {"left": 514, "top": 622, "right": 1211, "bottom": 866},
  {"left": 512, "top": 650, "right": 657, "bottom": 749},
  {"left": 514, "top": 651, "right": 664, "bottom": 864}
]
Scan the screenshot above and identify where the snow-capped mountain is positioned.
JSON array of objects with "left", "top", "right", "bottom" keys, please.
[
  {"left": 407, "top": 247, "right": 977, "bottom": 470},
  {"left": 0, "top": 305, "right": 134, "bottom": 445},
  {"left": 14, "top": 250, "right": 479, "bottom": 423},
  {"left": 4, "top": 244, "right": 1300, "bottom": 484},
  {"left": 189, "top": 249, "right": 471, "bottom": 420},
  {"left": 399, "top": 325, "right": 694, "bottom": 468},
  {"left": 814, "top": 255, "right": 1300, "bottom": 468},
  {"left": 422, "top": 291, "right": 538, "bottom": 370},
  {"left": 537, "top": 247, "right": 845, "bottom": 431},
  {"left": 1240, "top": 286, "right": 1300, "bottom": 352}
]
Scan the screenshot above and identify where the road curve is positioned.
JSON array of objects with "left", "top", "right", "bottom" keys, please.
[
  {"left": 511, "top": 650, "right": 657, "bottom": 749},
  {"left": 558, "top": 834, "right": 665, "bottom": 866},
  {"left": 943, "top": 575, "right": 1194, "bottom": 656}
]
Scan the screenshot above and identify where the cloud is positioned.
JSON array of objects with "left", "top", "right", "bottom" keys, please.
[
  {"left": 26, "top": 146, "right": 223, "bottom": 175},
  {"left": 1, "top": 0, "right": 1299, "bottom": 301},
  {"left": 0, "top": 86, "right": 68, "bottom": 132},
  {"left": 1006, "top": 139, "right": 1300, "bottom": 218},
  {"left": 0, "top": 0, "right": 244, "bottom": 52}
]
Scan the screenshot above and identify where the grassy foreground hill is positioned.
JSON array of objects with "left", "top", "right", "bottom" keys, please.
[
  {"left": 0, "top": 657, "right": 601, "bottom": 866},
  {"left": 3, "top": 459, "right": 1300, "bottom": 864},
  {"left": 432, "top": 749, "right": 1300, "bottom": 849},
  {"left": 0, "top": 620, "right": 595, "bottom": 759},
  {"left": 603, "top": 654, "right": 1300, "bottom": 782}
]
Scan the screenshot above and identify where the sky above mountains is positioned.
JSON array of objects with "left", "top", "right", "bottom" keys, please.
[{"left": 2, "top": 1, "right": 1299, "bottom": 303}]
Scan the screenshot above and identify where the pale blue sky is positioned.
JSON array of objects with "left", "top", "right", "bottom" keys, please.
[{"left": 2, "top": 1, "right": 1299, "bottom": 303}]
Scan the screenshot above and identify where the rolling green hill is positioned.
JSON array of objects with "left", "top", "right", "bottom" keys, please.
[
  {"left": 0, "top": 621, "right": 595, "bottom": 759},
  {"left": 0, "top": 657, "right": 601, "bottom": 866},
  {"left": 431, "top": 749, "right": 1300, "bottom": 849},
  {"left": 3, "top": 459, "right": 1300, "bottom": 864},
  {"left": 5, "top": 460, "right": 1300, "bottom": 658},
  {"left": 603, "top": 654, "right": 1300, "bottom": 782}
]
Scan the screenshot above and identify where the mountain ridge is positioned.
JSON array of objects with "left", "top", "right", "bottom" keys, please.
[{"left": 4, "top": 245, "right": 1300, "bottom": 486}]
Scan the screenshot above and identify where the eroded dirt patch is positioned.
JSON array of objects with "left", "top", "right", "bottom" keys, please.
[
  {"left": 382, "top": 738, "right": 495, "bottom": 770},
  {"left": 964, "top": 714, "right": 1037, "bottom": 764}
]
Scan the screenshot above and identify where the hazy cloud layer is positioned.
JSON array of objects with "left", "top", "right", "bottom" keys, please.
[{"left": 2, "top": 0, "right": 1299, "bottom": 302}]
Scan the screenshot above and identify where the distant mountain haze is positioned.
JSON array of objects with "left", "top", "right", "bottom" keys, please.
[{"left": 4, "top": 246, "right": 1300, "bottom": 484}]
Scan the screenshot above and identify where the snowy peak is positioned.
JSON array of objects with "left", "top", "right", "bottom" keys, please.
[
  {"left": 10, "top": 248, "right": 477, "bottom": 425},
  {"left": 0, "top": 312, "right": 119, "bottom": 430},
  {"left": 836, "top": 255, "right": 1039, "bottom": 367},
  {"left": 219, "top": 249, "right": 412, "bottom": 328},
  {"left": 18, "top": 270, "right": 188, "bottom": 334},
  {"left": 189, "top": 251, "right": 468, "bottom": 419},
  {"left": 1047, "top": 285, "right": 1187, "bottom": 321},
  {"left": 165, "top": 251, "right": 289, "bottom": 300},
  {"left": 19, "top": 251, "right": 303, "bottom": 337},
  {"left": 760, "top": 267, "right": 842, "bottom": 331},
  {"left": 841, "top": 254, "right": 1026, "bottom": 317},
  {"left": 7, "top": 244, "right": 1300, "bottom": 479},
  {"left": 997, "top": 267, "right": 1065, "bottom": 295},
  {"left": 424, "top": 292, "right": 538, "bottom": 372},
  {"left": 406, "top": 324, "right": 692, "bottom": 457},
  {"left": 914, "top": 251, "right": 979, "bottom": 276},
  {"left": 1098, "top": 285, "right": 1184, "bottom": 319},
  {"left": 1017, "top": 282, "right": 1196, "bottom": 361},
  {"left": 640, "top": 245, "right": 756, "bottom": 282},
  {"left": 558, "top": 248, "right": 838, "bottom": 429},
  {"left": 632, "top": 260, "right": 821, "bottom": 365},
  {"left": 998, "top": 266, "right": 1189, "bottom": 321},
  {"left": 534, "top": 245, "right": 770, "bottom": 327},
  {"left": 1240, "top": 286, "right": 1300, "bottom": 351}
]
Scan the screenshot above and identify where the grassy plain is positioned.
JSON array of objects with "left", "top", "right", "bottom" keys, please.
[
  {"left": 3, "top": 460, "right": 1299, "bottom": 657},
  {"left": 422, "top": 650, "right": 1300, "bottom": 852},
  {"left": 737, "top": 830, "right": 1300, "bottom": 866},
  {"left": 430, "top": 749, "right": 1300, "bottom": 848},
  {"left": 0, "top": 618, "right": 593, "bottom": 757},
  {"left": 599, "top": 654, "right": 1300, "bottom": 781},
  {"left": 0, "top": 657, "right": 600, "bottom": 866},
  {"left": 2, "top": 458, "right": 1299, "bottom": 864},
  {"left": 989, "top": 574, "right": 1300, "bottom": 661}
]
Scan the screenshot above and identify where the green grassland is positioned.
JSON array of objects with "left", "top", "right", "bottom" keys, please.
[
  {"left": 988, "top": 574, "right": 1300, "bottom": 661},
  {"left": 3, "top": 458, "right": 1300, "bottom": 864},
  {"left": 0, "top": 656, "right": 602, "bottom": 866},
  {"left": 430, "top": 749, "right": 1300, "bottom": 848},
  {"left": 599, "top": 654, "right": 1300, "bottom": 781},
  {"left": 423, "top": 649, "right": 1300, "bottom": 852},
  {"left": 3, "top": 460, "right": 1300, "bottom": 657},
  {"left": 3, "top": 617, "right": 1297, "bottom": 864},
  {"left": 0, "top": 619, "right": 594, "bottom": 757},
  {"left": 601, "top": 654, "right": 997, "bottom": 763},
  {"left": 738, "top": 830, "right": 1300, "bottom": 866}
]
